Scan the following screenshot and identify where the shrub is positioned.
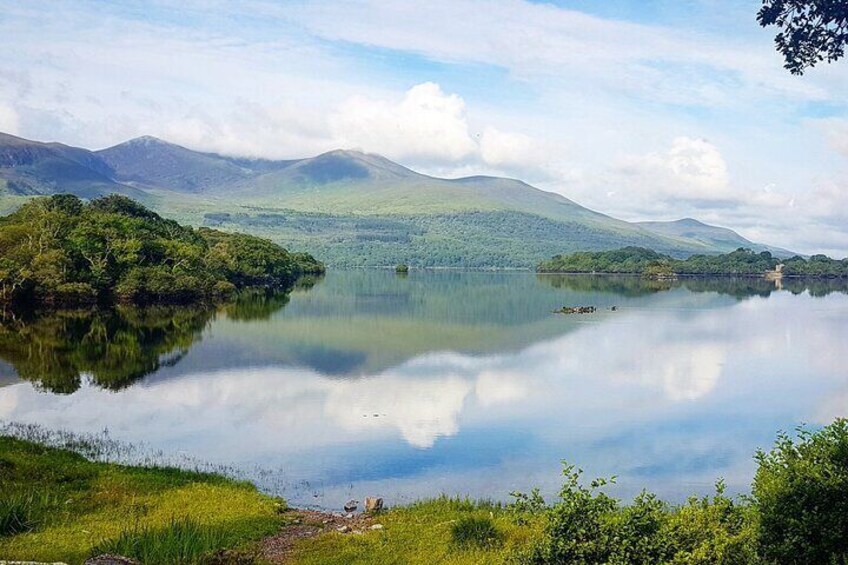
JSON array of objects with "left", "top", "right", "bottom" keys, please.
[
  {"left": 753, "top": 419, "right": 848, "bottom": 564},
  {"left": 526, "top": 465, "right": 620, "bottom": 564},
  {"left": 450, "top": 515, "right": 502, "bottom": 549},
  {"left": 663, "top": 483, "right": 757, "bottom": 565},
  {"left": 92, "top": 517, "right": 227, "bottom": 565}
]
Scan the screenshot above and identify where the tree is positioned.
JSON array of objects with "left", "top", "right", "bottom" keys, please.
[{"left": 758, "top": 1, "right": 848, "bottom": 75}]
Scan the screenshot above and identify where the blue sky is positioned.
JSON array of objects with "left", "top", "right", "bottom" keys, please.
[{"left": 1, "top": 0, "right": 848, "bottom": 255}]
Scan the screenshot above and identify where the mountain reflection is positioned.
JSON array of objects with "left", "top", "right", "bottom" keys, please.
[{"left": 1, "top": 271, "right": 847, "bottom": 508}]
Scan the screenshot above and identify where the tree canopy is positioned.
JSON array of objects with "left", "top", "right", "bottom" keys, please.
[
  {"left": 0, "top": 194, "right": 324, "bottom": 305},
  {"left": 537, "top": 246, "right": 848, "bottom": 277},
  {"left": 758, "top": 0, "right": 848, "bottom": 74}
]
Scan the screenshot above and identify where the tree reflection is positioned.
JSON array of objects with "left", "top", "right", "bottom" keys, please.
[
  {"left": 538, "top": 274, "right": 848, "bottom": 299},
  {"left": 0, "top": 288, "right": 300, "bottom": 393}
]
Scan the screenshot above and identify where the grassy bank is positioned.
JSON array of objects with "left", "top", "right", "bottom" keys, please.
[
  {"left": 3, "top": 419, "right": 848, "bottom": 564},
  {"left": 0, "top": 435, "right": 286, "bottom": 564},
  {"left": 291, "top": 497, "right": 541, "bottom": 565}
]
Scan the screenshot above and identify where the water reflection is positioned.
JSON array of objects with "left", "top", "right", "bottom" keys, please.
[
  {"left": 0, "top": 272, "right": 846, "bottom": 508},
  {"left": 0, "top": 287, "right": 299, "bottom": 393}
]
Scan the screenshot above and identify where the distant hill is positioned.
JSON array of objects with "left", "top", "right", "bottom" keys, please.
[
  {"left": 96, "top": 135, "right": 297, "bottom": 192},
  {"left": 0, "top": 132, "right": 144, "bottom": 199},
  {"left": 636, "top": 218, "right": 795, "bottom": 257},
  {"left": 0, "top": 132, "right": 797, "bottom": 268}
]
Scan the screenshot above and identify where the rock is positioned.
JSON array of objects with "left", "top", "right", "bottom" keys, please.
[
  {"left": 365, "top": 497, "right": 384, "bottom": 512},
  {"left": 370, "top": 523, "right": 384, "bottom": 530},
  {"left": 343, "top": 499, "right": 358, "bottom": 512},
  {"left": 84, "top": 556, "right": 139, "bottom": 565},
  {"left": 337, "top": 525, "right": 351, "bottom": 533},
  {"left": 1, "top": 562, "right": 71, "bottom": 565},
  {"left": 553, "top": 305, "right": 597, "bottom": 315}
]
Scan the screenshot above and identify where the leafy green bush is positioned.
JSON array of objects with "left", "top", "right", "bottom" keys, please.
[
  {"left": 753, "top": 419, "right": 848, "bottom": 564},
  {"left": 662, "top": 484, "right": 757, "bottom": 565},
  {"left": 520, "top": 468, "right": 757, "bottom": 565},
  {"left": 92, "top": 517, "right": 226, "bottom": 565},
  {"left": 451, "top": 515, "right": 503, "bottom": 549}
]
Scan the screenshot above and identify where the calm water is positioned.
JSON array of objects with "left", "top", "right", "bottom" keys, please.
[{"left": 1, "top": 271, "right": 847, "bottom": 509}]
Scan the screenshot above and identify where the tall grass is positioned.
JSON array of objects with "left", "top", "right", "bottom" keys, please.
[
  {"left": 451, "top": 515, "right": 503, "bottom": 549},
  {"left": 0, "top": 491, "right": 40, "bottom": 536},
  {"left": 92, "top": 517, "right": 227, "bottom": 565}
]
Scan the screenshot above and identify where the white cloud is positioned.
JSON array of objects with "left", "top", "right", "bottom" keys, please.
[
  {"left": 329, "top": 82, "right": 477, "bottom": 164},
  {"left": 0, "top": 103, "right": 19, "bottom": 135},
  {"left": 326, "top": 372, "right": 474, "bottom": 449},
  {"left": 329, "top": 83, "right": 549, "bottom": 175},
  {"left": 288, "top": 0, "right": 828, "bottom": 106},
  {"left": 479, "top": 127, "right": 546, "bottom": 170},
  {"left": 614, "top": 136, "right": 732, "bottom": 202}
]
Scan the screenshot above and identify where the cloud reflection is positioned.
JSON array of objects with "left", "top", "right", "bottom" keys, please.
[{"left": 1, "top": 278, "right": 846, "bottom": 507}]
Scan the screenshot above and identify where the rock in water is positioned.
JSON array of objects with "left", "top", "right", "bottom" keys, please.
[
  {"left": 344, "top": 499, "right": 358, "bottom": 512},
  {"left": 365, "top": 497, "right": 384, "bottom": 512}
]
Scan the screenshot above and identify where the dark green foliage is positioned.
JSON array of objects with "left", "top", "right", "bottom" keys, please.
[
  {"left": 519, "top": 421, "right": 848, "bottom": 564},
  {"left": 753, "top": 419, "right": 848, "bottom": 564},
  {"left": 92, "top": 517, "right": 226, "bottom": 565},
  {"left": 395, "top": 263, "right": 409, "bottom": 273},
  {"left": 0, "top": 291, "right": 294, "bottom": 393},
  {"left": 0, "top": 194, "right": 324, "bottom": 305},
  {"left": 0, "top": 491, "right": 40, "bottom": 536},
  {"left": 521, "top": 472, "right": 756, "bottom": 564},
  {"left": 758, "top": 0, "right": 848, "bottom": 75},
  {"left": 451, "top": 515, "right": 503, "bottom": 549},
  {"left": 537, "top": 246, "right": 669, "bottom": 274},
  {"left": 205, "top": 210, "right": 713, "bottom": 270},
  {"left": 539, "top": 247, "right": 848, "bottom": 278}
]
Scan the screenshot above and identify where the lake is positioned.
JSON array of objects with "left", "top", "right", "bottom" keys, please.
[{"left": 1, "top": 271, "right": 846, "bottom": 509}]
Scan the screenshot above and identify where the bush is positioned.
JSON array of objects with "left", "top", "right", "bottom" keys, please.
[
  {"left": 450, "top": 515, "right": 502, "bottom": 549},
  {"left": 92, "top": 517, "right": 226, "bottom": 565},
  {"left": 662, "top": 483, "right": 757, "bottom": 565},
  {"left": 526, "top": 465, "right": 620, "bottom": 564},
  {"left": 753, "top": 419, "right": 848, "bottom": 564}
]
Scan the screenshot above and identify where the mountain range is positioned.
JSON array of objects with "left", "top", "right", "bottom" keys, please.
[{"left": 0, "top": 131, "right": 793, "bottom": 267}]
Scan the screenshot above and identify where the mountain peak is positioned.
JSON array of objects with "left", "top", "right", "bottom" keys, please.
[
  {"left": 674, "top": 217, "right": 707, "bottom": 227},
  {"left": 123, "top": 135, "right": 172, "bottom": 147}
]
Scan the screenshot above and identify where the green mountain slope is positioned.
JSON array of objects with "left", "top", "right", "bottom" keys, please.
[
  {"left": 0, "top": 132, "right": 795, "bottom": 268},
  {"left": 0, "top": 132, "right": 144, "bottom": 199}
]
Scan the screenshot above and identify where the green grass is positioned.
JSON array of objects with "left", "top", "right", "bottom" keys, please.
[
  {"left": 0, "top": 491, "right": 44, "bottom": 536},
  {"left": 291, "top": 496, "right": 541, "bottom": 565},
  {"left": 92, "top": 517, "right": 226, "bottom": 565},
  {"left": 0, "top": 436, "right": 285, "bottom": 564},
  {"left": 451, "top": 515, "right": 503, "bottom": 549}
]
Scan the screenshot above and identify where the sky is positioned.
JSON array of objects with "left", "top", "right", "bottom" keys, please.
[{"left": 1, "top": 0, "right": 847, "bottom": 256}]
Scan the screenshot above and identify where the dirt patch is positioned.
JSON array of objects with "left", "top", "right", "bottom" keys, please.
[{"left": 259, "top": 509, "right": 378, "bottom": 563}]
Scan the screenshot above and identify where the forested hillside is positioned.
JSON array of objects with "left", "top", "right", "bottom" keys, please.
[{"left": 0, "top": 195, "right": 323, "bottom": 305}]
